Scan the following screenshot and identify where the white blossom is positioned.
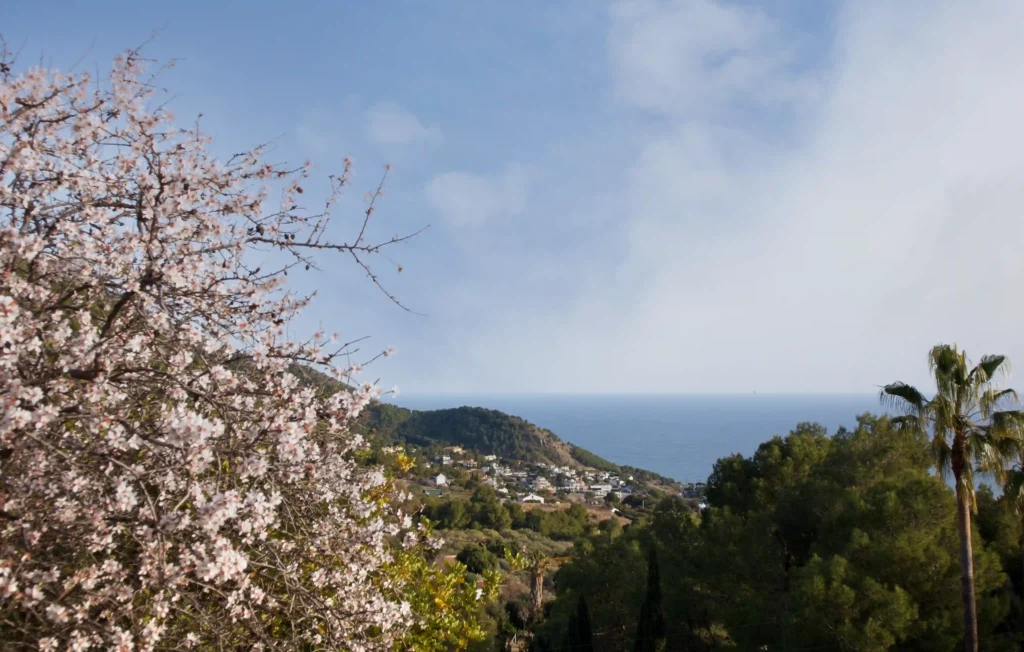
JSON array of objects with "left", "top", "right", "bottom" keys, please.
[{"left": 0, "top": 47, "right": 420, "bottom": 649}]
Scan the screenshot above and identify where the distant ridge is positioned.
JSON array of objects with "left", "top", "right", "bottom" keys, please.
[
  {"left": 360, "top": 403, "right": 679, "bottom": 487},
  {"left": 289, "top": 364, "right": 679, "bottom": 486}
]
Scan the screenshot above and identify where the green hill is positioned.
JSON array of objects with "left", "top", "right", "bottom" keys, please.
[
  {"left": 360, "top": 404, "right": 587, "bottom": 467},
  {"left": 287, "top": 366, "right": 677, "bottom": 484},
  {"left": 359, "top": 404, "right": 674, "bottom": 484}
]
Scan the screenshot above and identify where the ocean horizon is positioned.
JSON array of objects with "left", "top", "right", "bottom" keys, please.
[{"left": 389, "top": 393, "right": 886, "bottom": 484}]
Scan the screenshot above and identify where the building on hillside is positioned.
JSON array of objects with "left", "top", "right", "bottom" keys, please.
[
  {"left": 484, "top": 454, "right": 497, "bottom": 462},
  {"left": 483, "top": 477, "right": 498, "bottom": 488},
  {"left": 435, "top": 455, "right": 452, "bottom": 466},
  {"left": 558, "top": 478, "right": 585, "bottom": 492},
  {"left": 434, "top": 473, "right": 447, "bottom": 486},
  {"left": 589, "top": 483, "right": 613, "bottom": 497},
  {"left": 519, "top": 493, "right": 545, "bottom": 504},
  {"left": 530, "top": 476, "right": 553, "bottom": 491}
]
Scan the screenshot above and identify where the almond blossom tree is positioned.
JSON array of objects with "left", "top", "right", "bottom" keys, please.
[{"left": 0, "top": 43, "right": 445, "bottom": 650}]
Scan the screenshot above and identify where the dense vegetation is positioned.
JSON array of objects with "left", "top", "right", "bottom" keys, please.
[
  {"left": 362, "top": 404, "right": 577, "bottom": 466},
  {"left": 533, "top": 415, "right": 1024, "bottom": 651},
  {"left": 423, "top": 486, "right": 597, "bottom": 542}
]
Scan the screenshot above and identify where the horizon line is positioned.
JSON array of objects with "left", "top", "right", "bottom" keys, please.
[{"left": 388, "top": 391, "right": 882, "bottom": 398}]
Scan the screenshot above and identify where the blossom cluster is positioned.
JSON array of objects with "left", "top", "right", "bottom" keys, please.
[{"left": 0, "top": 46, "right": 419, "bottom": 650}]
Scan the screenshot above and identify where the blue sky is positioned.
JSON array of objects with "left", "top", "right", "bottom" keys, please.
[{"left": 6, "top": 1, "right": 1024, "bottom": 394}]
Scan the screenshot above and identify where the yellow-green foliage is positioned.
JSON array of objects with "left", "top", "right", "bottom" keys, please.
[{"left": 386, "top": 546, "right": 503, "bottom": 651}]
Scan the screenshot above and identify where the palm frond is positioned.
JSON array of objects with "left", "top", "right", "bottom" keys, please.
[
  {"left": 932, "top": 434, "right": 952, "bottom": 482},
  {"left": 880, "top": 382, "right": 928, "bottom": 414},
  {"left": 990, "top": 410, "right": 1024, "bottom": 439},
  {"left": 1004, "top": 468, "right": 1024, "bottom": 508},
  {"left": 981, "top": 388, "right": 1019, "bottom": 414},
  {"left": 972, "top": 354, "right": 1010, "bottom": 383},
  {"left": 890, "top": 415, "right": 924, "bottom": 432},
  {"left": 929, "top": 344, "right": 967, "bottom": 397},
  {"left": 931, "top": 394, "right": 955, "bottom": 434},
  {"left": 968, "top": 431, "right": 1014, "bottom": 481}
]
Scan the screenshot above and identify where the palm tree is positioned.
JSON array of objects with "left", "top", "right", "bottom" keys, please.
[
  {"left": 526, "top": 552, "right": 571, "bottom": 622},
  {"left": 881, "top": 343, "right": 1024, "bottom": 652}
]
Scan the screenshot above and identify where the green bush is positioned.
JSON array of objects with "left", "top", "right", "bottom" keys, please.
[{"left": 457, "top": 546, "right": 499, "bottom": 575}]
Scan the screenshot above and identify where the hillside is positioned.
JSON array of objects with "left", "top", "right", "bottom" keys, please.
[
  {"left": 359, "top": 402, "right": 680, "bottom": 488},
  {"left": 288, "top": 366, "right": 677, "bottom": 484},
  {"left": 361, "top": 403, "right": 585, "bottom": 467}
]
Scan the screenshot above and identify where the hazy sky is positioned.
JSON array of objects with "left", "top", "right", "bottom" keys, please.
[{"left": 7, "top": 1, "right": 1024, "bottom": 394}]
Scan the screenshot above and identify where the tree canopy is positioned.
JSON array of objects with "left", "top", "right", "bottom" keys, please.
[{"left": 536, "top": 415, "right": 1024, "bottom": 652}]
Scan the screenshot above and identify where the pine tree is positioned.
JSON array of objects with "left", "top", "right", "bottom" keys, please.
[{"left": 634, "top": 548, "right": 666, "bottom": 652}]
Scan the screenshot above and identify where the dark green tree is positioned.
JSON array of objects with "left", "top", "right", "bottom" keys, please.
[
  {"left": 456, "top": 545, "right": 498, "bottom": 575},
  {"left": 634, "top": 547, "right": 666, "bottom": 652},
  {"left": 507, "top": 500, "right": 527, "bottom": 528},
  {"left": 882, "top": 344, "right": 1024, "bottom": 652},
  {"left": 539, "top": 414, "right": 1019, "bottom": 651},
  {"left": 567, "top": 594, "right": 594, "bottom": 652},
  {"left": 436, "top": 499, "right": 471, "bottom": 529},
  {"left": 469, "top": 486, "right": 512, "bottom": 530}
]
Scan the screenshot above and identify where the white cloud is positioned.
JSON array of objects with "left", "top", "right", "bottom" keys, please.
[
  {"left": 424, "top": 165, "right": 531, "bottom": 227},
  {"left": 607, "top": 0, "right": 814, "bottom": 117},
  {"left": 294, "top": 103, "right": 361, "bottom": 158},
  {"left": 432, "top": 0, "right": 1024, "bottom": 393},
  {"left": 365, "top": 102, "right": 442, "bottom": 146},
  {"left": 295, "top": 122, "right": 330, "bottom": 157}
]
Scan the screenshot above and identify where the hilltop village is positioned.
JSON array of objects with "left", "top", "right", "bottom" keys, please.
[{"left": 407, "top": 445, "right": 706, "bottom": 511}]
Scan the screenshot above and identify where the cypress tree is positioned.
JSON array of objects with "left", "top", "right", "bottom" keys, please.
[
  {"left": 567, "top": 593, "right": 594, "bottom": 652},
  {"left": 634, "top": 547, "right": 666, "bottom": 652}
]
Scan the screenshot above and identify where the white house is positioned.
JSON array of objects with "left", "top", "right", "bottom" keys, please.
[
  {"left": 589, "top": 483, "right": 613, "bottom": 497},
  {"left": 530, "top": 476, "right": 553, "bottom": 491},
  {"left": 434, "top": 473, "right": 447, "bottom": 486},
  {"left": 557, "top": 478, "right": 585, "bottom": 493},
  {"left": 519, "top": 493, "right": 545, "bottom": 504}
]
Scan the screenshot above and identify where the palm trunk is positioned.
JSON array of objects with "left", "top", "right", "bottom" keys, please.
[
  {"left": 530, "top": 562, "right": 543, "bottom": 621},
  {"left": 955, "top": 482, "right": 979, "bottom": 652}
]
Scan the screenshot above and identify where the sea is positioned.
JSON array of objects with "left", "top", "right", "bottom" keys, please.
[{"left": 390, "top": 394, "right": 884, "bottom": 484}]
